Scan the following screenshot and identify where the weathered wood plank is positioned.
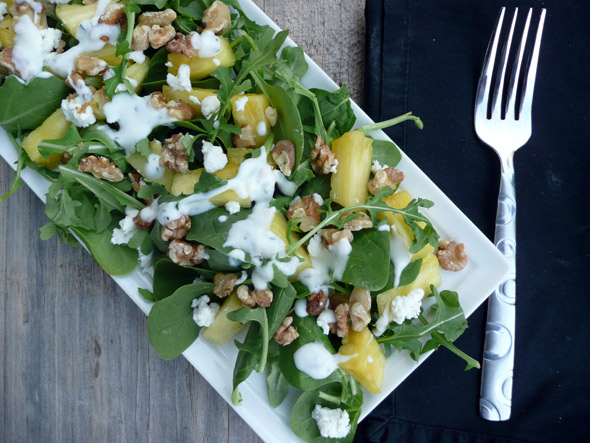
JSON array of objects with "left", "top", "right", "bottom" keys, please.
[{"left": 0, "top": 1, "right": 366, "bottom": 441}]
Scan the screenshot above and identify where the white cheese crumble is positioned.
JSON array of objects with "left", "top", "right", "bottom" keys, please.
[
  {"left": 371, "top": 159, "right": 389, "bottom": 173},
  {"left": 201, "top": 141, "right": 228, "bottom": 173},
  {"left": 213, "top": 58, "right": 220, "bottom": 66},
  {"left": 61, "top": 96, "right": 96, "bottom": 128},
  {"left": 311, "top": 405, "right": 351, "bottom": 439},
  {"left": 329, "top": 158, "right": 338, "bottom": 174},
  {"left": 0, "top": 2, "right": 7, "bottom": 21},
  {"left": 137, "top": 249, "right": 154, "bottom": 279},
  {"left": 312, "top": 193, "right": 324, "bottom": 206},
  {"left": 200, "top": 95, "right": 221, "bottom": 120},
  {"left": 166, "top": 63, "right": 192, "bottom": 92},
  {"left": 128, "top": 50, "right": 146, "bottom": 64},
  {"left": 197, "top": 30, "right": 221, "bottom": 58},
  {"left": 234, "top": 96, "right": 248, "bottom": 112},
  {"left": 111, "top": 207, "right": 140, "bottom": 245},
  {"left": 390, "top": 288, "right": 424, "bottom": 324},
  {"left": 191, "top": 295, "right": 220, "bottom": 327},
  {"left": 224, "top": 201, "right": 241, "bottom": 214}
]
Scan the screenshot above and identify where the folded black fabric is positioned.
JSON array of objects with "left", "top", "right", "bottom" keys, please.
[{"left": 358, "top": 1, "right": 590, "bottom": 442}]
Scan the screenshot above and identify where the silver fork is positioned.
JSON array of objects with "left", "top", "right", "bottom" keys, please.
[{"left": 474, "top": 7, "right": 546, "bottom": 421}]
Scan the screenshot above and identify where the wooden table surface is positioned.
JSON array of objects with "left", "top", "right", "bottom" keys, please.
[{"left": 0, "top": 1, "right": 366, "bottom": 441}]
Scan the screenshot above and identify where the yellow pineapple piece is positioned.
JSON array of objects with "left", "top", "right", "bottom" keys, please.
[
  {"left": 170, "top": 164, "right": 251, "bottom": 209},
  {"left": 226, "top": 147, "right": 250, "bottom": 164},
  {"left": 377, "top": 253, "right": 441, "bottom": 316},
  {"left": 56, "top": 2, "right": 117, "bottom": 37},
  {"left": 269, "top": 211, "right": 311, "bottom": 277},
  {"left": 167, "top": 36, "right": 235, "bottom": 81},
  {"left": 126, "top": 57, "right": 150, "bottom": 92},
  {"left": 330, "top": 130, "right": 373, "bottom": 208},
  {"left": 0, "top": 15, "right": 15, "bottom": 49},
  {"left": 380, "top": 190, "right": 435, "bottom": 260},
  {"left": 162, "top": 86, "right": 217, "bottom": 118},
  {"left": 338, "top": 327, "right": 386, "bottom": 393},
  {"left": 229, "top": 94, "right": 271, "bottom": 148},
  {"left": 127, "top": 143, "right": 175, "bottom": 192},
  {"left": 21, "top": 109, "right": 71, "bottom": 168},
  {"left": 83, "top": 44, "right": 122, "bottom": 67},
  {"left": 201, "top": 292, "right": 246, "bottom": 345}
]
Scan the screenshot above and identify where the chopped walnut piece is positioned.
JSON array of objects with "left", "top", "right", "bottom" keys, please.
[
  {"left": 75, "top": 56, "right": 108, "bottom": 77},
  {"left": 0, "top": 48, "right": 17, "bottom": 77},
  {"left": 160, "top": 133, "right": 189, "bottom": 174},
  {"left": 349, "top": 287, "right": 371, "bottom": 332},
  {"left": 334, "top": 302, "right": 350, "bottom": 338},
  {"left": 306, "top": 290, "right": 328, "bottom": 316},
  {"left": 168, "top": 239, "right": 208, "bottom": 266},
  {"left": 321, "top": 228, "right": 353, "bottom": 247},
  {"left": 149, "top": 91, "right": 167, "bottom": 110},
  {"left": 213, "top": 273, "right": 238, "bottom": 298},
  {"left": 161, "top": 214, "right": 192, "bottom": 241},
  {"left": 341, "top": 212, "right": 373, "bottom": 231},
  {"left": 310, "top": 136, "right": 337, "bottom": 175},
  {"left": 271, "top": 140, "right": 296, "bottom": 176},
  {"left": 232, "top": 124, "right": 257, "bottom": 148},
  {"left": 264, "top": 106, "right": 278, "bottom": 127},
  {"left": 166, "top": 32, "right": 199, "bottom": 58},
  {"left": 166, "top": 100, "right": 194, "bottom": 121},
  {"left": 436, "top": 240, "right": 468, "bottom": 271},
  {"left": 98, "top": 4, "right": 126, "bottom": 25},
  {"left": 202, "top": 1, "right": 231, "bottom": 34},
  {"left": 138, "top": 9, "right": 177, "bottom": 27},
  {"left": 133, "top": 212, "right": 153, "bottom": 230},
  {"left": 132, "top": 25, "right": 151, "bottom": 51},
  {"left": 273, "top": 316, "right": 299, "bottom": 346},
  {"left": 128, "top": 172, "right": 148, "bottom": 194},
  {"left": 286, "top": 195, "right": 321, "bottom": 232},
  {"left": 253, "top": 289, "right": 273, "bottom": 308},
  {"left": 78, "top": 156, "right": 124, "bottom": 182},
  {"left": 236, "top": 285, "right": 256, "bottom": 307},
  {"left": 367, "top": 167, "right": 406, "bottom": 195},
  {"left": 148, "top": 25, "right": 176, "bottom": 49}
]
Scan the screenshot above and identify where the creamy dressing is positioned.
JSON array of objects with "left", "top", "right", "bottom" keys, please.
[
  {"left": 298, "top": 234, "right": 352, "bottom": 293},
  {"left": 389, "top": 224, "right": 412, "bottom": 288},
  {"left": 144, "top": 154, "right": 165, "bottom": 180},
  {"left": 100, "top": 94, "right": 174, "bottom": 154},
  {"left": 218, "top": 215, "right": 228, "bottom": 222},
  {"left": 316, "top": 308, "right": 336, "bottom": 335},
  {"left": 139, "top": 198, "right": 159, "bottom": 223},
  {"left": 256, "top": 121, "right": 267, "bottom": 136},
  {"left": 197, "top": 30, "right": 221, "bottom": 58},
  {"left": 294, "top": 298, "right": 308, "bottom": 317},
  {"left": 293, "top": 342, "right": 353, "bottom": 380}
]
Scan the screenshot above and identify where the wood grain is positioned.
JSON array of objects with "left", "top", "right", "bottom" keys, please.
[{"left": 0, "top": 1, "right": 365, "bottom": 442}]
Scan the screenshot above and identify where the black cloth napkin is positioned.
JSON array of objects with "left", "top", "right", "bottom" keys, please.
[{"left": 357, "top": 1, "right": 590, "bottom": 442}]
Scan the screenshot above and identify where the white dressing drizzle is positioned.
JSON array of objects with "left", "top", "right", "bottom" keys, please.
[
  {"left": 293, "top": 342, "right": 354, "bottom": 380},
  {"left": 144, "top": 154, "right": 165, "bottom": 180},
  {"left": 298, "top": 234, "right": 352, "bottom": 293},
  {"left": 389, "top": 224, "right": 412, "bottom": 288}
]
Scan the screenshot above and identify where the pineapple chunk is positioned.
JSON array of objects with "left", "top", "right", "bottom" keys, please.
[
  {"left": 162, "top": 86, "right": 217, "bottom": 118},
  {"left": 56, "top": 2, "right": 117, "bottom": 37},
  {"left": 201, "top": 292, "right": 246, "bottom": 344},
  {"left": 127, "top": 145, "right": 176, "bottom": 192},
  {"left": 170, "top": 164, "right": 251, "bottom": 209},
  {"left": 21, "top": 109, "right": 71, "bottom": 168},
  {"left": 269, "top": 211, "right": 311, "bottom": 277},
  {"left": 126, "top": 58, "right": 150, "bottom": 92},
  {"left": 380, "top": 190, "right": 435, "bottom": 261},
  {"left": 0, "top": 15, "right": 15, "bottom": 49},
  {"left": 167, "top": 36, "right": 235, "bottom": 81},
  {"left": 338, "top": 327, "right": 386, "bottom": 393},
  {"left": 226, "top": 147, "right": 250, "bottom": 164},
  {"left": 330, "top": 130, "right": 373, "bottom": 208},
  {"left": 376, "top": 253, "right": 442, "bottom": 316},
  {"left": 230, "top": 94, "right": 271, "bottom": 148},
  {"left": 83, "top": 44, "right": 122, "bottom": 66}
]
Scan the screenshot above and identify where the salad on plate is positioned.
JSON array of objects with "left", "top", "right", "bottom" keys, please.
[{"left": 0, "top": 0, "right": 479, "bottom": 441}]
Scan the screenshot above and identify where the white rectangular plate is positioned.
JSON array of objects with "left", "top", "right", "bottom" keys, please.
[{"left": 0, "top": 1, "right": 510, "bottom": 441}]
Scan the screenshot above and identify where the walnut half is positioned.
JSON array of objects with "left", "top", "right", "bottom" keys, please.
[
  {"left": 168, "top": 239, "right": 208, "bottom": 266},
  {"left": 349, "top": 287, "right": 371, "bottom": 332},
  {"left": 78, "top": 156, "right": 124, "bottom": 182},
  {"left": 213, "top": 273, "right": 238, "bottom": 298},
  {"left": 202, "top": 1, "right": 231, "bottom": 35},
  {"left": 286, "top": 195, "right": 321, "bottom": 232},
  {"left": 271, "top": 140, "right": 296, "bottom": 177},
  {"left": 436, "top": 240, "right": 468, "bottom": 271},
  {"left": 310, "top": 136, "right": 337, "bottom": 175},
  {"left": 273, "top": 316, "right": 299, "bottom": 346},
  {"left": 161, "top": 214, "right": 191, "bottom": 241}
]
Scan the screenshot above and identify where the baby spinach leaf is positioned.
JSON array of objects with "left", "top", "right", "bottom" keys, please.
[
  {"left": 275, "top": 46, "right": 308, "bottom": 85},
  {"left": 193, "top": 171, "right": 227, "bottom": 193},
  {"left": 139, "top": 288, "right": 157, "bottom": 302},
  {"left": 147, "top": 282, "right": 214, "bottom": 360},
  {"left": 371, "top": 139, "right": 402, "bottom": 168},
  {"left": 227, "top": 306, "right": 269, "bottom": 373},
  {"left": 186, "top": 207, "right": 252, "bottom": 253},
  {"left": 267, "top": 283, "right": 296, "bottom": 336},
  {"left": 397, "top": 258, "right": 422, "bottom": 288},
  {"left": 0, "top": 75, "right": 69, "bottom": 133},
  {"left": 206, "top": 248, "right": 243, "bottom": 272},
  {"left": 134, "top": 0, "right": 168, "bottom": 9},
  {"left": 341, "top": 228, "right": 390, "bottom": 291},
  {"left": 152, "top": 258, "right": 215, "bottom": 301},
  {"left": 71, "top": 224, "right": 138, "bottom": 276},
  {"left": 300, "top": 174, "right": 331, "bottom": 201},
  {"left": 231, "top": 321, "right": 261, "bottom": 405},
  {"left": 311, "top": 85, "right": 355, "bottom": 136},
  {"left": 266, "top": 341, "right": 289, "bottom": 408}
]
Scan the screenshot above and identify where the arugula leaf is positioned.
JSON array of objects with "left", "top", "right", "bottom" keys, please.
[
  {"left": 147, "top": 282, "right": 214, "bottom": 360},
  {"left": 266, "top": 341, "right": 290, "bottom": 408},
  {"left": 310, "top": 86, "right": 356, "bottom": 136},
  {"left": 0, "top": 132, "right": 26, "bottom": 201},
  {"left": 0, "top": 75, "right": 69, "bottom": 133}
]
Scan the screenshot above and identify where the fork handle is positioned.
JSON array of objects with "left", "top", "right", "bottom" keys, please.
[{"left": 480, "top": 154, "right": 516, "bottom": 421}]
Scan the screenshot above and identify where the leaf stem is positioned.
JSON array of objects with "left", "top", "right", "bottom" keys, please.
[
  {"left": 0, "top": 132, "right": 25, "bottom": 202},
  {"left": 357, "top": 112, "right": 423, "bottom": 134}
]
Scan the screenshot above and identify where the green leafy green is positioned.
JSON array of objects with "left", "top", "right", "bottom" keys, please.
[
  {"left": 371, "top": 139, "right": 402, "bottom": 168},
  {"left": 341, "top": 228, "right": 390, "bottom": 291},
  {"left": 0, "top": 132, "right": 26, "bottom": 201}
]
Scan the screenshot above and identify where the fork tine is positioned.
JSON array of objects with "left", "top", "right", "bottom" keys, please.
[
  {"left": 491, "top": 8, "right": 518, "bottom": 120},
  {"left": 474, "top": 7, "right": 505, "bottom": 121},
  {"left": 505, "top": 9, "right": 532, "bottom": 119},
  {"left": 519, "top": 9, "right": 547, "bottom": 121}
]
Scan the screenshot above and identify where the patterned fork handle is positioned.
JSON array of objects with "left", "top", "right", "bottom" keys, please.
[{"left": 480, "top": 155, "right": 516, "bottom": 421}]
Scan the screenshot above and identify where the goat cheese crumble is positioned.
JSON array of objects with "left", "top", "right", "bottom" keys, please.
[
  {"left": 200, "top": 95, "right": 221, "bottom": 120},
  {"left": 166, "top": 63, "right": 192, "bottom": 92},
  {"left": 234, "top": 96, "right": 248, "bottom": 112},
  {"left": 0, "top": 3, "right": 7, "bottom": 21},
  {"left": 224, "top": 201, "right": 241, "bottom": 214},
  {"left": 191, "top": 295, "right": 220, "bottom": 327},
  {"left": 201, "top": 141, "right": 228, "bottom": 173},
  {"left": 111, "top": 207, "right": 140, "bottom": 245},
  {"left": 311, "top": 405, "right": 351, "bottom": 439}
]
